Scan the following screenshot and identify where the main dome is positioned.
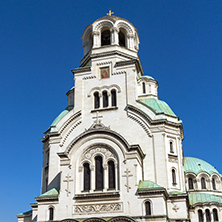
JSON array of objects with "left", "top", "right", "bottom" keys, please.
[{"left": 184, "top": 157, "right": 220, "bottom": 175}]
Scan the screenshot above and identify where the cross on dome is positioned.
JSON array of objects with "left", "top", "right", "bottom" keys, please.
[{"left": 107, "top": 9, "right": 114, "bottom": 16}]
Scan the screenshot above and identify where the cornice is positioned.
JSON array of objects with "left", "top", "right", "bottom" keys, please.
[
  {"left": 71, "top": 66, "right": 91, "bottom": 74},
  {"left": 75, "top": 192, "right": 120, "bottom": 200}
]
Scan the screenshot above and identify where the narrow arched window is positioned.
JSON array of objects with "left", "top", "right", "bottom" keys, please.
[
  {"left": 142, "top": 82, "right": 146, "bottom": 94},
  {"left": 188, "top": 178, "right": 194, "bottom": 190},
  {"left": 198, "top": 210, "right": 203, "bottom": 222},
  {"left": 108, "top": 160, "right": 115, "bottom": 189},
  {"left": 103, "top": 91, "right": 108, "bottom": 108},
  {"left": 213, "top": 209, "right": 218, "bottom": 221},
  {"left": 212, "top": 178, "right": 216, "bottom": 190},
  {"left": 201, "top": 177, "right": 206, "bottom": 189},
  {"left": 145, "top": 201, "right": 151, "bottom": 215},
  {"left": 119, "top": 31, "right": 126, "bottom": 47},
  {"left": 172, "top": 169, "right": 176, "bottom": 185},
  {"left": 206, "top": 209, "right": 211, "bottom": 222},
  {"left": 95, "top": 156, "right": 104, "bottom": 190},
  {"left": 94, "top": 92, "right": 100, "bottom": 109},
  {"left": 101, "top": 30, "right": 110, "bottom": 46},
  {"left": 111, "top": 90, "right": 117, "bottom": 107},
  {"left": 83, "top": 163, "right": 91, "bottom": 191},
  {"left": 49, "top": 207, "right": 54, "bottom": 221},
  {"left": 170, "top": 141, "right": 174, "bottom": 153}
]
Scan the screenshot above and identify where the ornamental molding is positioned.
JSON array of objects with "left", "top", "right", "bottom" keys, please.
[
  {"left": 73, "top": 202, "right": 123, "bottom": 214},
  {"left": 88, "top": 84, "right": 121, "bottom": 96},
  {"left": 60, "top": 120, "right": 82, "bottom": 147},
  {"left": 72, "top": 67, "right": 91, "bottom": 74},
  {"left": 128, "top": 110, "right": 152, "bottom": 137},
  {"left": 80, "top": 145, "right": 117, "bottom": 166},
  {"left": 116, "top": 21, "right": 134, "bottom": 35},
  {"left": 83, "top": 75, "right": 96, "bottom": 80},
  {"left": 94, "top": 21, "right": 114, "bottom": 32},
  {"left": 112, "top": 71, "right": 126, "bottom": 76},
  {"left": 168, "top": 154, "right": 178, "bottom": 163},
  {"left": 96, "top": 61, "right": 112, "bottom": 66}
]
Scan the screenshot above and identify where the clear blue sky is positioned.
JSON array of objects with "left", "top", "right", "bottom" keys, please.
[{"left": 1, "top": 1, "right": 222, "bottom": 221}]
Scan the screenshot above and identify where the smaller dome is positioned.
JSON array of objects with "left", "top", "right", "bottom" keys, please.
[
  {"left": 138, "top": 98, "right": 177, "bottom": 117},
  {"left": 184, "top": 157, "right": 220, "bottom": 175},
  {"left": 141, "top": 74, "right": 154, "bottom": 80}
]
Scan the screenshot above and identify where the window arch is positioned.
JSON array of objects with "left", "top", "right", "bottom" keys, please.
[
  {"left": 108, "top": 160, "right": 115, "bottom": 189},
  {"left": 170, "top": 141, "right": 174, "bottom": 153},
  {"left": 188, "top": 177, "right": 194, "bottom": 190},
  {"left": 212, "top": 178, "right": 216, "bottom": 190},
  {"left": 198, "top": 209, "right": 203, "bottom": 222},
  {"left": 205, "top": 209, "right": 211, "bottom": 222},
  {"left": 119, "top": 30, "right": 126, "bottom": 47},
  {"left": 102, "top": 91, "right": 108, "bottom": 108},
  {"left": 145, "top": 201, "right": 151, "bottom": 215},
  {"left": 172, "top": 169, "right": 176, "bottom": 185},
  {"left": 213, "top": 208, "right": 219, "bottom": 221},
  {"left": 49, "top": 207, "right": 54, "bottom": 221},
  {"left": 94, "top": 92, "right": 100, "bottom": 109},
  {"left": 101, "top": 30, "right": 111, "bottom": 46},
  {"left": 111, "top": 89, "right": 117, "bottom": 107},
  {"left": 142, "top": 82, "right": 146, "bottom": 94},
  {"left": 95, "top": 156, "right": 104, "bottom": 190},
  {"left": 83, "top": 163, "right": 91, "bottom": 191},
  {"left": 201, "top": 177, "right": 206, "bottom": 189}
]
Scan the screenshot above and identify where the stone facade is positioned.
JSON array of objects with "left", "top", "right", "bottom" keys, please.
[{"left": 17, "top": 14, "right": 222, "bottom": 222}]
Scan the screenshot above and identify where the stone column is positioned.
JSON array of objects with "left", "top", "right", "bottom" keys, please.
[
  {"left": 93, "top": 31, "right": 100, "bottom": 48},
  {"left": 104, "top": 163, "right": 108, "bottom": 191},
  {"left": 111, "top": 27, "right": 119, "bottom": 45},
  {"left": 91, "top": 165, "right": 95, "bottom": 191}
]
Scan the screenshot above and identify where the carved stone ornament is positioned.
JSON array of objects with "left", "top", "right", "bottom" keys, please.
[
  {"left": 74, "top": 202, "right": 123, "bottom": 214},
  {"left": 168, "top": 155, "right": 178, "bottom": 163},
  {"left": 80, "top": 146, "right": 116, "bottom": 164}
]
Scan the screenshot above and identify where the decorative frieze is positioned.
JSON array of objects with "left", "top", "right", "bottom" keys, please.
[
  {"left": 168, "top": 154, "right": 178, "bottom": 163},
  {"left": 83, "top": 75, "right": 96, "bottom": 80},
  {"left": 74, "top": 202, "right": 123, "bottom": 214},
  {"left": 112, "top": 71, "right": 126, "bottom": 76}
]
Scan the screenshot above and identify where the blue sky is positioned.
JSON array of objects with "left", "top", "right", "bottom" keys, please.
[{"left": 1, "top": 0, "right": 222, "bottom": 221}]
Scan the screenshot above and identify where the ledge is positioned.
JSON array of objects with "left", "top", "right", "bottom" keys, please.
[
  {"left": 75, "top": 191, "right": 120, "bottom": 201},
  {"left": 91, "top": 107, "right": 118, "bottom": 112}
]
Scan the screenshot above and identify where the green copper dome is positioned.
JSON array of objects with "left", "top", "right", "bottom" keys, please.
[
  {"left": 184, "top": 157, "right": 220, "bottom": 176},
  {"left": 189, "top": 192, "right": 222, "bottom": 206},
  {"left": 138, "top": 98, "right": 177, "bottom": 117},
  {"left": 51, "top": 109, "right": 70, "bottom": 127}
]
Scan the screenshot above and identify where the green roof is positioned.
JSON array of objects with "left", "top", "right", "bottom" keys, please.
[
  {"left": 140, "top": 74, "right": 154, "bottom": 80},
  {"left": 189, "top": 192, "right": 222, "bottom": 206},
  {"left": 138, "top": 98, "right": 177, "bottom": 117},
  {"left": 51, "top": 109, "right": 70, "bottom": 127},
  {"left": 184, "top": 157, "right": 220, "bottom": 176},
  {"left": 17, "top": 210, "right": 32, "bottom": 216},
  {"left": 36, "top": 188, "right": 59, "bottom": 199},
  {"left": 138, "top": 180, "right": 164, "bottom": 191}
]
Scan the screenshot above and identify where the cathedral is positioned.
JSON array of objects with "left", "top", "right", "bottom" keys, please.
[{"left": 17, "top": 13, "right": 222, "bottom": 222}]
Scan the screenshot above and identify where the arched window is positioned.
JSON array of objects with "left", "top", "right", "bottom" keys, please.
[
  {"left": 145, "top": 201, "right": 151, "bottom": 215},
  {"left": 103, "top": 91, "right": 108, "bottom": 108},
  {"left": 205, "top": 209, "right": 211, "bottom": 222},
  {"left": 172, "top": 169, "right": 176, "bottom": 185},
  {"left": 198, "top": 210, "right": 203, "bottom": 222},
  {"left": 212, "top": 178, "right": 216, "bottom": 190},
  {"left": 83, "top": 163, "right": 91, "bottom": 191},
  {"left": 95, "top": 156, "right": 104, "bottom": 190},
  {"left": 101, "top": 30, "right": 111, "bottom": 46},
  {"left": 170, "top": 141, "right": 174, "bottom": 153},
  {"left": 49, "top": 207, "right": 54, "bottom": 221},
  {"left": 119, "top": 31, "right": 126, "bottom": 47},
  {"left": 111, "top": 90, "right": 117, "bottom": 107},
  {"left": 94, "top": 92, "right": 100, "bottom": 109},
  {"left": 108, "top": 160, "right": 115, "bottom": 189},
  {"left": 213, "top": 208, "right": 219, "bottom": 221},
  {"left": 201, "top": 177, "right": 206, "bottom": 189},
  {"left": 188, "top": 178, "right": 194, "bottom": 190},
  {"left": 142, "top": 82, "right": 146, "bottom": 94}
]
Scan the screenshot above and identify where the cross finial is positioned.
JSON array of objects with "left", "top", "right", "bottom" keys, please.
[{"left": 107, "top": 9, "right": 114, "bottom": 16}]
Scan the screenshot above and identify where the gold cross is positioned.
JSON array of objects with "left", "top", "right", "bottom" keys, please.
[{"left": 107, "top": 10, "right": 114, "bottom": 16}]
